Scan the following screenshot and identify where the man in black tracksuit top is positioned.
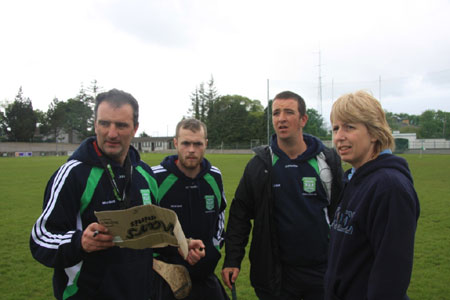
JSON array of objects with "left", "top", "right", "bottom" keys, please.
[
  {"left": 30, "top": 90, "right": 205, "bottom": 300},
  {"left": 30, "top": 90, "right": 158, "bottom": 300},
  {"left": 222, "top": 91, "right": 343, "bottom": 300},
  {"left": 152, "top": 118, "right": 229, "bottom": 300}
]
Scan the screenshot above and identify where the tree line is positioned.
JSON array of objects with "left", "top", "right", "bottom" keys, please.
[
  {"left": 1, "top": 78, "right": 449, "bottom": 146},
  {"left": 187, "top": 77, "right": 330, "bottom": 148},
  {"left": 186, "top": 77, "right": 450, "bottom": 148},
  {"left": 0, "top": 81, "right": 99, "bottom": 143}
]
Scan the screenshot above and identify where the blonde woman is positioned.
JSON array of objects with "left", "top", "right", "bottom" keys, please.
[{"left": 324, "top": 91, "right": 420, "bottom": 300}]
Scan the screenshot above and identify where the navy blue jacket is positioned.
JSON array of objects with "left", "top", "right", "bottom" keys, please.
[
  {"left": 325, "top": 154, "right": 420, "bottom": 300},
  {"left": 30, "top": 137, "right": 158, "bottom": 300},
  {"left": 271, "top": 134, "right": 331, "bottom": 266},
  {"left": 152, "top": 155, "right": 226, "bottom": 280}
]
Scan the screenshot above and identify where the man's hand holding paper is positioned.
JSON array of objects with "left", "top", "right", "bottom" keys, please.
[{"left": 94, "top": 204, "right": 205, "bottom": 263}]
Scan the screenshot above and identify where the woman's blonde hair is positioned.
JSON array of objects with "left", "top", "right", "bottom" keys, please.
[{"left": 330, "top": 90, "right": 395, "bottom": 156}]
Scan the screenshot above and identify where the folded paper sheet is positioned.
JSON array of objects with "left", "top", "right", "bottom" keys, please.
[{"left": 95, "top": 204, "right": 189, "bottom": 259}]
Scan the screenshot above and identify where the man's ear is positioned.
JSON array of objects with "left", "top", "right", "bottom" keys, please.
[
  {"left": 133, "top": 123, "right": 139, "bottom": 136},
  {"left": 173, "top": 137, "right": 178, "bottom": 149},
  {"left": 301, "top": 114, "right": 309, "bottom": 127}
]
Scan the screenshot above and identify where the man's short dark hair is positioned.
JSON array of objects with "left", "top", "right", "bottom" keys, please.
[
  {"left": 274, "top": 91, "right": 306, "bottom": 116},
  {"left": 175, "top": 118, "right": 207, "bottom": 139},
  {"left": 94, "top": 89, "right": 139, "bottom": 127}
]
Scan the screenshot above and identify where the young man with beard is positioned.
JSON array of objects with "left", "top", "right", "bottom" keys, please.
[
  {"left": 222, "top": 91, "right": 344, "bottom": 300},
  {"left": 30, "top": 89, "right": 205, "bottom": 300},
  {"left": 152, "top": 118, "right": 229, "bottom": 300}
]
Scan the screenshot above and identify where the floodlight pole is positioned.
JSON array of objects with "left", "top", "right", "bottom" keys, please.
[
  {"left": 318, "top": 50, "right": 323, "bottom": 116},
  {"left": 379, "top": 75, "right": 382, "bottom": 101},
  {"left": 267, "top": 79, "right": 270, "bottom": 146}
]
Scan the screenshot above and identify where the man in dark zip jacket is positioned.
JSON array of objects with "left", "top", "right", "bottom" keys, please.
[
  {"left": 30, "top": 89, "right": 204, "bottom": 300},
  {"left": 152, "top": 118, "right": 229, "bottom": 300},
  {"left": 222, "top": 91, "right": 344, "bottom": 300}
]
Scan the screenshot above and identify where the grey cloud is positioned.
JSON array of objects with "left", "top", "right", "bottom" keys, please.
[{"left": 93, "top": 1, "right": 197, "bottom": 47}]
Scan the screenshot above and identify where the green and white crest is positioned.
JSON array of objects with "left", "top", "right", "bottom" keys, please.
[
  {"left": 302, "top": 177, "right": 317, "bottom": 193},
  {"left": 140, "top": 189, "right": 151, "bottom": 204},
  {"left": 205, "top": 195, "right": 215, "bottom": 210}
]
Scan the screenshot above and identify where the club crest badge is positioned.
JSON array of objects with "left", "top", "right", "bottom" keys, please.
[
  {"left": 302, "top": 177, "right": 317, "bottom": 193},
  {"left": 140, "top": 189, "right": 151, "bottom": 203},
  {"left": 205, "top": 195, "right": 215, "bottom": 210}
]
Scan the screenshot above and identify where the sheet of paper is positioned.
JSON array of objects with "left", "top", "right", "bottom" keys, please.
[{"left": 95, "top": 204, "right": 189, "bottom": 259}]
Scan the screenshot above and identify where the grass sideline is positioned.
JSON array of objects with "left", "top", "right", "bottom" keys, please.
[{"left": 0, "top": 153, "right": 449, "bottom": 299}]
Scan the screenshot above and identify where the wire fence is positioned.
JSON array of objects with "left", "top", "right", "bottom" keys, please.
[{"left": 2, "top": 137, "right": 450, "bottom": 157}]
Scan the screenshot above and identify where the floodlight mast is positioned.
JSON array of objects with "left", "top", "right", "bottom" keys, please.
[
  {"left": 317, "top": 49, "right": 323, "bottom": 116},
  {"left": 267, "top": 79, "right": 271, "bottom": 145}
]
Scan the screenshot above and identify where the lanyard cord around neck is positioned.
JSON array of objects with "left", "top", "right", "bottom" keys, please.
[{"left": 93, "top": 141, "right": 133, "bottom": 209}]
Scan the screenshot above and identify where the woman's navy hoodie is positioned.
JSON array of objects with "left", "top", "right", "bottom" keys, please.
[{"left": 324, "top": 154, "right": 420, "bottom": 300}]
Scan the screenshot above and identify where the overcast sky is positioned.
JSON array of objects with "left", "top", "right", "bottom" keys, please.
[{"left": 1, "top": 0, "right": 450, "bottom": 136}]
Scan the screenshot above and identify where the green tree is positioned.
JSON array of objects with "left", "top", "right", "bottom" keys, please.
[
  {"left": 385, "top": 111, "right": 401, "bottom": 131},
  {"left": 63, "top": 98, "right": 93, "bottom": 142},
  {"left": 436, "top": 110, "right": 450, "bottom": 139},
  {"left": 188, "top": 87, "right": 201, "bottom": 120},
  {"left": 198, "top": 83, "right": 207, "bottom": 122},
  {"left": 1, "top": 87, "right": 37, "bottom": 142},
  {"left": 205, "top": 75, "right": 219, "bottom": 110},
  {"left": 75, "top": 84, "right": 95, "bottom": 135},
  {"left": 188, "top": 83, "right": 208, "bottom": 122},
  {"left": 262, "top": 99, "right": 274, "bottom": 144},
  {"left": 139, "top": 131, "right": 150, "bottom": 137},
  {"left": 418, "top": 110, "right": 447, "bottom": 138},
  {"left": 206, "top": 95, "right": 265, "bottom": 148},
  {"left": 399, "top": 125, "right": 419, "bottom": 135},
  {"left": 246, "top": 108, "right": 266, "bottom": 146},
  {"left": 188, "top": 76, "right": 219, "bottom": 123},
  {"left": 409, "top": 114, "right": 420, "bottom": 126},
  {"left": 0, "top": 111, "right": 6, "bottom": 141},
  {"left": 304, "top": 108, "right": 328, "bottom": 138},
  {"left": 40, "top": 98, "right": 66, "bottom": 142},
  {"left": 33, "top": 109, "right": 47, "bottom": 142},
  {"left": 385, "top": 111, "right": 420, "bottom": 132},
  {"left": 86, "top": 79, "right": 102, "bottom": 106},
  {"left": 75, "top": 83, "right": 94, "bottom": 106}
]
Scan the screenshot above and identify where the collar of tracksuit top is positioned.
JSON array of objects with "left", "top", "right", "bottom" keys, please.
[
  {"left": 270, "top": 133, "right": 324, "bottom": 165},
  {"left": 68, "top": 137, "right": 156, "bottom": 208},
  {"left": 156, "top": 155, "right": 222, "bottom": 212},
  {"left": 269, "top": 134, "right": 330, "bottom": 266},
  {"left": 157, "top": 155, "right": 220, "bottom": 208},
  {"left": 158, "top": 155, "right": 211, "bottom": 200}
]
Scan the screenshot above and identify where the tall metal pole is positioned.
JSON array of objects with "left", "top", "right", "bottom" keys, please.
[
  {"left": 267, "top": 78, "right": 270, "bottom": 145},
  {"left": 443, "top": 118, "right": 446, "bottom": 138},
  {"left": 317, "top": 50, "right": 323, "bottom": 115},
  {"left": 379, "top": 75, "right": 382, "bottom": 101}
]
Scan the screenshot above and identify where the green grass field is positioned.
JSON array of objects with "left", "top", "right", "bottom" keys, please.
[{"left": 0, "top": 153, "right": 449, "bottom": 299}]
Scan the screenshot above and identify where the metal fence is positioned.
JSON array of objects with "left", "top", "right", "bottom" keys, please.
[{"left": 408, "top": 140, "right": 450, "bottom": 149}]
